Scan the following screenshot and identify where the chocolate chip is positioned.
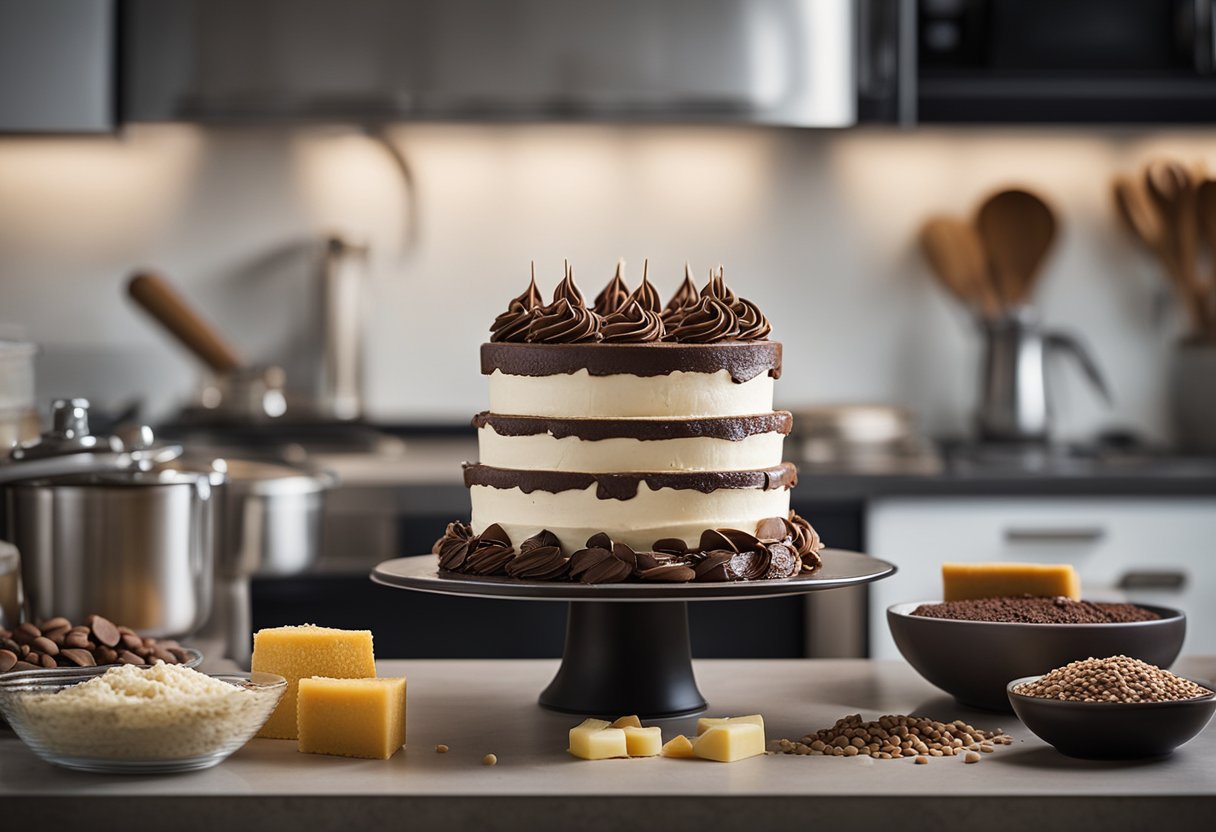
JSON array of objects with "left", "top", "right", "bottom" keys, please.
[
  {"left": 59, "top": 648, "right": 96, "bottom": 667},
  {"left": 120, "top": 631, "right": 143, "bottom": 651},
  {"left": 37, "top": 653, "right": 57, "bottom": 668},
  {"left": 0, "top": 648, "right": 16, "bottom": 673},
  {"left": 63, "top": 631, "right": 92, "bottom": 650},
  {"left": 118, "top": 650, "right": 145, "bottom": 665},
  {"left": 96, "top": 646, "right": 119, "bottom": 665},
  {"left": 14, "top": 623, "right": 41, "bottom": 644},
  {"left": 11, "top": 661, "right": 39, "bottom": 672},
  {"left": 38, "top": 616, "right": 71, "bottom": 632},
  {"left": 87, "top": 614, "right": 121, "bottom": 648},
  {"left": 31, "top": 636, "right": 59, "bottom": 656}
]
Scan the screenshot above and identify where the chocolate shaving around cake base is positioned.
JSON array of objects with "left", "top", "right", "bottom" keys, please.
[{"left": 436, "top": 512, "right": 826, "bottom": 584}]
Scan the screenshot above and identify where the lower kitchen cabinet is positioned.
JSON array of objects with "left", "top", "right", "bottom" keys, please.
[
  {"left": 252, "top": 500, "right": 864, "bottom": 659},
  {"left": 867, "top": 496, "right": 1216, "bottom": 658}
]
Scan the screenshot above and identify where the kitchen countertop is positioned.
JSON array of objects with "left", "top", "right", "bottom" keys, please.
[{"left": 2, "top": 657, "right": 1213, "bottom": 831}]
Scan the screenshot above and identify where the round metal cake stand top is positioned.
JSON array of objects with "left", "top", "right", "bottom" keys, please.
[{"left": 371, "top": 550, "right": 896, "bottom": 719}]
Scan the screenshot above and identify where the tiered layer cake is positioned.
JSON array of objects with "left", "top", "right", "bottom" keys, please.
[{"left": 468, "top": 341, "right": 796, "bottom": 552}]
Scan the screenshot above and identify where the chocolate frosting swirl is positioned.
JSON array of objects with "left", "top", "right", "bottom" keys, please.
[
  {"left": 629, "top": 273, "right": 663, "bottom": 315},
  {"left": 593, "top": 265, "right": 630, "bottom": 316},
  {"left": 600, "top": 298, "right": 665, "bottom": 343},
  {"left": 553, "top": 271, "right": 587, "bottom": 307},
  {"left": 701, "top": 272, "right": 738, "bottom": 306},
  {"left": 662, "top": 270, "right": 700, "bottom": 329},
  {"left": 733, "top": 296, "right": 771, "bottom": 341},
  {"left": 489, "top": 277, "right": 543, "bottom": 343},
  {"left": 433, "top": 520, "right": 476, "bottom": 571},
  {"left": 669, "top": 296, "right": 740, "bottom": 343},
  {"left": 463, "top": 523, "right": 515, "bottom": 576},
  {"left": 527, "top": 298, "right": 602, "bottom": 344}
]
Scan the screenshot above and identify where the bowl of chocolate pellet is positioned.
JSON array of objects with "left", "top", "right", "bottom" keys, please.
[
  {"left": 887, "top": 598, "right": 1186, "bottom": 711},
  {"left": 1007, "top": 656, "right": 1216, "bottom": 759},
  {"left": 0, "top": 614, "right": 202, "bottom": 675}
]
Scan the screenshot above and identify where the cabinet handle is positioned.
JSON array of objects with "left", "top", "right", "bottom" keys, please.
[
  {"left": 1117, "top": 571, "right": 1187, "bottom": 592},
  {"left": 1004, "top": 527, "right": 1106, "bottom": 543}
]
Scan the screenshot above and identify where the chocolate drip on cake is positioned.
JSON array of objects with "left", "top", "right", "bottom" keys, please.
[
  {"left": 472, "top": 411, "right": 794, "bottom": 442},
  {"left": 463, "top": 462, "right": 798, "bottom": 500},
  {"left": 480, "top": 341, "right": 782, "bottom": 383}
]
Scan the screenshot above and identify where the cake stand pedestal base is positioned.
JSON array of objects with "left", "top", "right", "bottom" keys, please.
[{"left": 538, "top": 601, "right": 705, "bottom": 719}]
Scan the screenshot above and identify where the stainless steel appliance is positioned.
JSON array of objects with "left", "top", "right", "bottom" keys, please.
[
  {"left": 0, "top": 400, "right": 221, "bottom": 638},
  {"left": 976, "top": 308, "right": 1111, "bottom": 443},
  {"left": 122, "top": 0, "right": 856, "bottom": 127}
]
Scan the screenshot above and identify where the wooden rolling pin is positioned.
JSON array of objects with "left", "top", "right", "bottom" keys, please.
[{"left": 127, "top": 272, "right": 243, "bottom": 374}]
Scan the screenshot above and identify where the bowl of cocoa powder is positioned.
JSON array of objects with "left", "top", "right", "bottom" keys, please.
[{"left": 887, "top": 597, "right": 1185, "bottom": 711}]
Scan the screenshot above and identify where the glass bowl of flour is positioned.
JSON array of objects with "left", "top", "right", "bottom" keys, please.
[{"left": 0, "top": 662, "right": 286, "bottom": 773}]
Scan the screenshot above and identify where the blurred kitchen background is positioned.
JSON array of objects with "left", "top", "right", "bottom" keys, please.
[{"left": 2, "top": 1, "right": 1215, "bottom": 663}]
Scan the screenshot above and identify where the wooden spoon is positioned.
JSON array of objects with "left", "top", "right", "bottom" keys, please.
[
  {"left": 1112, "top": 175, "right": 1162, "bottom": 254},
  {"left": 975, "top": 189, "right": 1057, "bottom": 307},
  {"left": 1145, "top": 159, "right": 1206, "bottom": 333},
  {"left": 919, "top": 216, "right": 1001, "bottom": 319},
  {"left": 1195, "top": 178, "right": 1216, "bottom": 336}
]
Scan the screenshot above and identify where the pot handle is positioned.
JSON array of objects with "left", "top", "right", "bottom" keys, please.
[
  {"left": 190, "top": 476, "right": 218, "bottom": 634},
  {"left": 1046, "top": 330, "right": 1113, "bottom": 405}
]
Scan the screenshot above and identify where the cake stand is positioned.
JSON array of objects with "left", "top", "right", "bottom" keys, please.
[{"left": 371, "top": 550, "right": 895, "bottom": 719}]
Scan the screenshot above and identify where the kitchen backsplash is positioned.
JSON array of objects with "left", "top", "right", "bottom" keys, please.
[{"left": 1, "top": 124, "right": 1212, "bottom": 441}]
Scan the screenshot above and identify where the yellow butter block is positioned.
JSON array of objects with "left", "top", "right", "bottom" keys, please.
[
  {"left": 623, "top": 726, "right": 662, "bottom": 757},
  {"left": 298, "top": 676, "right": 406, "bottom": 760},
  {"left": 610, "top": 714, "right": 642, "bottom": 729},
  {"left": 696, "top": 714, "right": 765, "bottom": 737},
  {"left": 252, "top": 624, "right": 377, "bottom": 739},
  {"left": 568, "top": 719, "right": 628, "bottom": 760},
  {"left": 660, "top": 734, "right": 696, "bottom": 758},
  {"left": 942, "top": 562, "right": 1080, "bottom": 602},
  {"left": 693, "top": 723, "right": 766, "bottom": 763}
]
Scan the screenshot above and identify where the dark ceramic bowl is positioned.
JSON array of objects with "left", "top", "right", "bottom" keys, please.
[
  {"left": 1008, "top": 675, "right": 1216, "bottom": 759},
  {"left": 887, "top": 601, "right": 1186, "bottom": 711}
]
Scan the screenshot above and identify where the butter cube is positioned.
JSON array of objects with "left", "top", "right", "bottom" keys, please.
[
  {"left": 623, "top": 726, "right": 662, "bottom": 757},
  {"left": 660, "top": 734, "right": 696, "bottom": 758},
  {"left": 693, "top": 723, "right": 765, "bottom": 763},
  {"left": 298, "top": 676, "right": 406, "bottom": 760},
  {"left": 942, "top": 562, "right": 1080, "bottom": 602},
  {"left": 696, "top": 714, "right": 765, "bottom": 737},
  {"left": 611, "top": 714, "right": 643, "bottom": 729},
  {"left": 252, "top": 625, "right": 377, "bottom": 739},
  {"left": 569, "top": 719, "right": 628, "bottom": 760}
]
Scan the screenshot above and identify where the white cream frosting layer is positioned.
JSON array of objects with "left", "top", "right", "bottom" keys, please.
[
  {"left": 469, "top": 482, "right": 791, "bottom": 553},
  {"left": 477, "top": 425, "right": 786, "bottom": 473},
  {"left": 487, "top": 368, "right": 774, "bottom": 418}
]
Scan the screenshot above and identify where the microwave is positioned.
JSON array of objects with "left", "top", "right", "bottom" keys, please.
[{"left": 860, "top": 0, "right": 1216, "bottom": 123}]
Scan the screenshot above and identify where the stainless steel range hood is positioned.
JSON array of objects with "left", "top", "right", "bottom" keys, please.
[{"left": 123, "top": 0, "right": 855, "bottom": 127}]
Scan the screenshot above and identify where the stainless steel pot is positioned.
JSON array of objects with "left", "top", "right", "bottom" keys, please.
[
  {"left": 0, "top": 399, "right": 221, "bottom": 639},
  {"left": 4, "top": 469, "right": 221, "bottom": 638},
  {"left": 182, "top": 456, "right": 330, "bottom": 666}
]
